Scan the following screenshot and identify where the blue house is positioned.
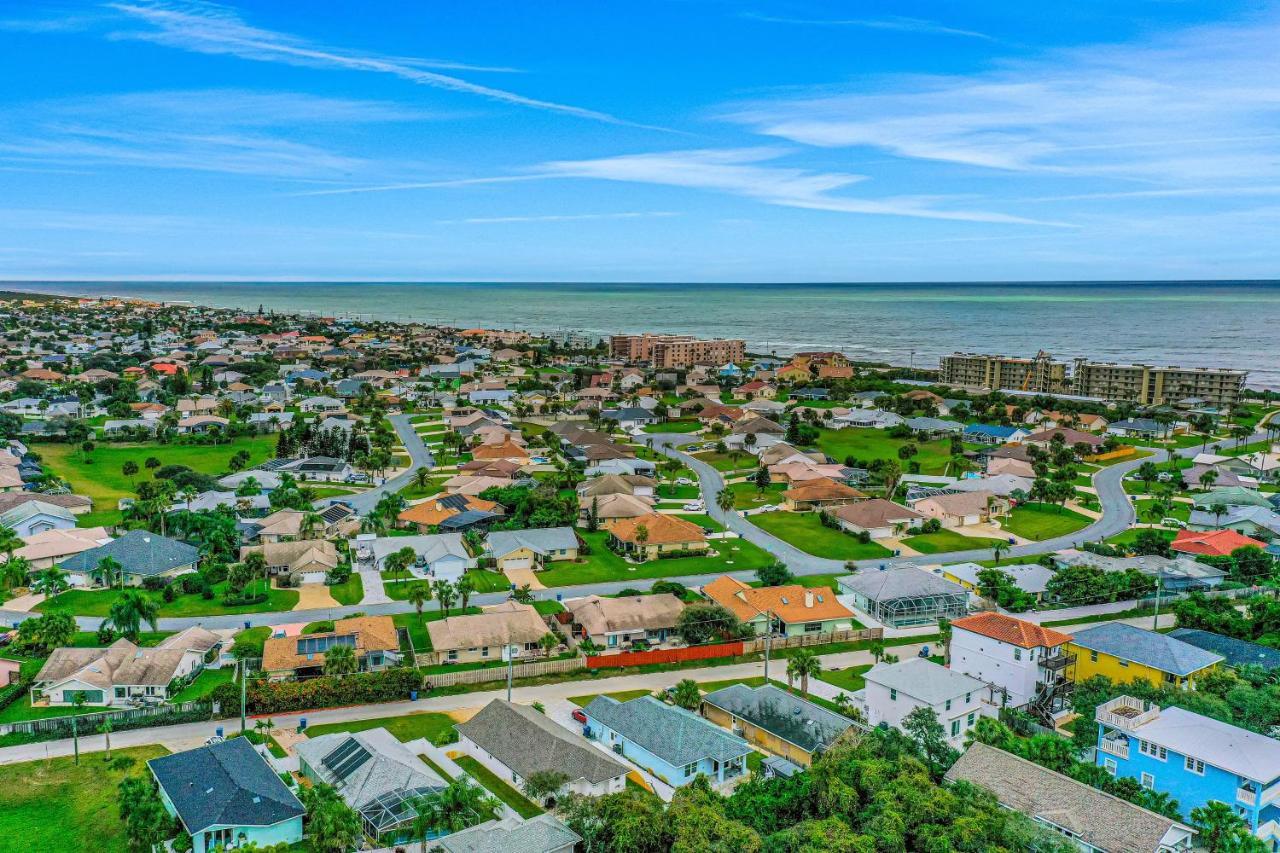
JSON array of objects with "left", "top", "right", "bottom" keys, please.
[
  {"left": 962, "top": 424, "right": 1029, "bottom": 445},
  {"left": 582, "top": 695, "right": 751, "bottom": 787},
  {"left": 149, "top": 737, "right": 305, "bottom": 853},
  {"left": 1095, "top": 696, "right": 1280, "bottom": 844}
]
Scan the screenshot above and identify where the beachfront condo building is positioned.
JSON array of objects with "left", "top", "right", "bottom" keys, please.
[
  {"left": 609, "top": 333, "right": 745, "bottom": 368},
  {"left": 939, "top": 351, "right": 1070, "bottom": 394}
]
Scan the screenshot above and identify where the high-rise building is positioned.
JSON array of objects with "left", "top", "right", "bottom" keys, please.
[
  {"left": 609, "top": 333, "right": 745, "bottom": 368},
  {"left": 939, "top": 351, "right": 1069, "bottom": 394},
  {"left": 1071, "top": 360, "right": 1247, "bottom": 407}
]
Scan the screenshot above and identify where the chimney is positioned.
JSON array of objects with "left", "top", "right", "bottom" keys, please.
[{"left": 804, "top": 590, "right": 814, "bottom": 608}]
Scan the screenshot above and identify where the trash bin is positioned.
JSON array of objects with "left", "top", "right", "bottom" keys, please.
[
  {"left": 243, "top": 620, "right": 251, "bottom": 630},
  {"left": 410, "top": 690, "right": 418, "bottom": 701},
  {"left": 299, "top": 717, "right": 307, "bottom": 732},
  {"left": 215, "top": 726, "right": 223, "bottom": 738}
]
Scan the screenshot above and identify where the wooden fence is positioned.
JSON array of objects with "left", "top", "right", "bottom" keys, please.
[
  {"left": 744, "top": 627, "right": 883, "bottom": 653},
  {"left": 418, "top": 655, "right": 587, "bottom": 688}
]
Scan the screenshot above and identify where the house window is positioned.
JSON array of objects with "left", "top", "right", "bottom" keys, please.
[
  {"left": 1090, "top": 651, "right": 1099, "bottom": 663},
  {"left": 1185, "top": 756, "right": 1205, "bottom": 775},
  {"left": 967, "top": 712, "right": 976, "bottom": 727},
  {"left": 804, "top": 622, "right": 822, "bottom": 633},
  {"left": 890, "top": 689, "right": 897, "bottom": 701},
  {"left": 1118, "top": 659, "right": 1129, "bottom": 668},
  {"left": 447, "top": 650, "right": 458, "bottom": 661},
  {"left": 481, "top": 647, "right": 489, "bottom": 658},
  {"left": 1163, "top": 672, "right": 1177, "bottom": 684},
  {"left": 951, "top": 720, "right": 961, "bottom": 737},
  {"left": 114, "top": 687, "right": 125, "bottom": 699},
  {"left": 1013, "top": 648, "right": 1022, "bottom": 661},
  {"left": 1104, "top": 758, "right": 1117, "bottom": 775},
  {"left": 945, "top": 699, "right": 952, "bottom": 711},
  {"left": 965, "top": 693, "right": 971, "bottom": 703},
  {"left": 1141, "top": 772, "right": 1155, "bottom": 789},
  {"left": 684, "top": 762, "right": 697, "bottom": 778}
]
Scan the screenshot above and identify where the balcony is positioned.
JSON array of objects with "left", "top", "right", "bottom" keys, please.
[
  {"left": 1096, "top": 696, "right": 1160, "bottom": 731},
  {"left": 1039, "top": 652, "right": 1077, "bottom": 672},
  {"left": 1099, "top": 738, "right": 1130, "bottom": 760},
  {"left": 1238, "top": 786, "right": 1259, "bottom": 807}
]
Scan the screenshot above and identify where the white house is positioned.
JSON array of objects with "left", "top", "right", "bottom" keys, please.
[
  {"left": 948, "top": 613, "right": 1075, "bottom": 711},
  {"left": 0, "top": 500, "right": 77, "bottom": 537},
  {"left": 851, "top": 658, "right": 996, "bottom": 748},
  {"left": 353, "top": 532, "right": 475, "bottom": 582}
]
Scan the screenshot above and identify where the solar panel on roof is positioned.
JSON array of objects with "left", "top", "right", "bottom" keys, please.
[
  {"left": 439, "top": 494, "right": 468, "bottom": 510},
  {"left": 322, "top": 738, "right": 372, "bottom": 781},
  {"left": 296, "top": 634, "right": 357, "bottom": 655}
]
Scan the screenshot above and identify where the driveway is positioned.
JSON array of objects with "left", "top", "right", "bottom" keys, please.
[{"left": 293, "top": 584, "right": 338, "bottom": 610}]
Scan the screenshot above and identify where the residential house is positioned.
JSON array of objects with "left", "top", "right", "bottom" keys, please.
[
  {"left": 940, "top": 561, "right": 1054, "bottom": 603},
  {"left": 565, "top": 593, "right": 685, "bottom": 650},
  {"left": 946, "top": 742, "right": 1196, "bottom": 853},
  {"left": 455, "top": 699, "right": 629, "bottom": 798},
  {"left": 1187, "top": 505, "right": 1280, "bottom": 539},
  {"left": 607, "top": 513, "right": 708, "bottom": 560},
  {"left": 949, "top": 612, "right": 1075, "bottom": 713},
  {"left": 276, "top": 455, "right": 356, "bottom": 482},
  {"left": 600, "top": 407, "right": 658, "bottom": 431},
  {"left": 582, "top": 695, "right": 751, "bottom": 786},
  {"left": 239, "top": 540, "right": 339, "bottom": 586},
  {"left": 781, "top": 478, "right": 866, "bottom": 511},
  {"left": 1108, "top": 418, "right": 1165, "bottom": 440},
  {"left": 1052, "top": 550, "right": 1228, "bottom": 592},
  {"left": 577, "top": 473, "right": 656, "bottom": 500},
  {"left": 298, "top": 395, "right": 345, "bottom": 414},
  {"left": 838, "top": 567, "right": 969, "bottom": 628},
  {"left": 702, "top": 575, "right": 856, "bottom": 636},
  {"left": 578, "top": 492, "right": 654, "bottom": 527},
  {"left": 483, "top": 527, "right": 579, "bottom": 571},
  {"left": 701, "top": 683, "right": 856, "bottom": 767},
  {"left": 425, "top": 601, "right": 550, "bottom": 665},
  {"left": 149, "top": 738, "right": 305, "bottom": 853},
  {"left": 177, "top": 415, "right": 229, "bottom": 434},
  {"left": 904, "top": 416, "right": 964, "bottom": 436},
  {"left": 14, "top": 526, "right": 112, "bottom": 571},
  {"left": 1025, "top": 427, "right": 1106, "bottom": 452},
  {"left": 851, "top": 658, "right": 995, "bottom": 747},
  {"left": 261, "top": 616, "right": 401, "bottom": 679},
  {"left": 1167, "top": 629, "right": 1280, "bottom": 673},
  {"left": 57, "top": 529, "right": 200, "bottom": 587},
  {"left": 962, "top": 424, "right": 1030, "bottom": 445},
  {"left": 33, "top": 627, "right": 221, "bottom": 707},
  {"left": 1094, "top": 695, "right": 1280, "bottom": 844},
  {"left": 1171, "top": 528, "right": 1267, "bottom": 558},
  {"left": 832, "top": 409, "right": 904, "bottom": 430},
  {"left": 248, "top": 505, "right": 357, "bottom": 543},
  {"left": 1067, "top": 623, "right": 1222, "bottom": 689},
  {"left": 0, "top": 499, "right": 76, "bottom": 537},
  {"left": 398, "top": 493, "right": 501, "bottom": 533},
  {"left": 832, "top": 499, "right": 925, "bottom": 539},
  {"left": 355, "top": 532, "right": 475, "bottom": 582},
  {"left": 911, "top": 490, "right": 1006, "bottom": 528},
  {"left": 432, "top": 815, "right": 580, "bottom": 853}
]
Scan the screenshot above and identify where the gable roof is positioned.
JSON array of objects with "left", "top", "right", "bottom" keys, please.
[
  {"left": 58, "top": 529, "right": 199, "bottom": 577},
  {"left": 484, "top": 527, "right": 578, "bottom": 558},
  {"left": 862, "top": 657, "right": 987, "bottom": 703},
  {"left": 583, "top": 695, "right": 750, "bottom": 767},
  {"left": 951, "top": 612, "right": 1072, "bottom": 649},
  {"left": 148, "top": 737, "right": 304, "bottom": 834},
  {"left": 702, "top": 575, "right": 853, "bottom": 625},
  {"left": 1070, "top": 623, "right": 1223, "bottom": 676},
  {"left": 566, "top": 593, "right": 684, "bottom": 636},
  {"left": 455, "top": 700, "right": 628, "bottom": 784},
  {"left": 426, "top": 602, "right": 548, "bottom": 652},
  {"left": 946, "top": 743, "right": 1193, "bottom": 853},
  {"left": 1166, "top": 628, "right": 1280, "bottom": 672},
  {"left": 702, "top": 684, "right": 854, "bottom": 753}
]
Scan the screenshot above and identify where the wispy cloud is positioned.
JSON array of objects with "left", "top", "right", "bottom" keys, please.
[
  {"left": 742, "top": 12, "right": 991, "bottom": 41},
  {"left": 441, "top": 211, "right": 681, "bottom": 225},
  {"left": 723, "top": 17, "right": 1280, "bottom": 186},
  {"left": 107, "top": 1, "right": 651, "bottom": 127},
  {"left": 297, "top": 147, "right": 1067, "bottom": 225}
]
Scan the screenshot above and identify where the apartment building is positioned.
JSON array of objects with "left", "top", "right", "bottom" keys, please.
[
  {"left": 609, "top": 333, "right": 745, "bottom": 368},
  {"left": 939, "top": 351, "right": 1069, "bottom": 394},
  {"left": 1071, "top": 359, "right": 1247, "bottom": 407}
]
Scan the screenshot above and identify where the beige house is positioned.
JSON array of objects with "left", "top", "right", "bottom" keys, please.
[
  {"left": 565, "top": 593, "right": 685, "bottom": 651},
  {"left": 239, "top": 539, "right": 339, "bottom": 585},
  {"left": 912, "top": 490, "right": 1007, "bottom": 528},
  {"left": 261, "top": 616, "right": 400, "bottom": 679},
  {"left": 15, "top": 526, "right": 112, "bottom": 570},
  {"left": 781, "top": 478, "right": 866, "bottom": 511},
  {"left": 483, "top": 527, "right": 578, "bottom": 572},
  {"left": 578, "top": 493, "right": 653, "bottom": 528},
  {"left": 832, "top": 499, "right": 925, "bottom": 540},
  {"left": 252, "top": 506, "right": 357, "bottom": 543},
  {"left": 607, "top": 513, "right": 708, "bottom": 560},
  {"left": 425, "top": 602, "right": 551, "bottom": 665}
]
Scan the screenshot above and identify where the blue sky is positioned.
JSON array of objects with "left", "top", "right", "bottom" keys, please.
[{"left": 2, "top": 0, "right": 1279, "bottom": 281}]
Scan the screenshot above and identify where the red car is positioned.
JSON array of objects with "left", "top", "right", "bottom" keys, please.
[{"left": 571, "top": 709, "right": 588, "bottom": 725}]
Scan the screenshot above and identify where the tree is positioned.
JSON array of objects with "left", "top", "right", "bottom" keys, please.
[
  {"left": 407, "top": 582, "right": 431, "bottom": 623},
  {"left": 753, "top": 465, "right": 770, "bottom": 494},
  {"left": 455, "top": 572, "right": 476, "bottom": 612},
  {"left": 427, "top": 778, "right": 500, "bottom": 834},
  {"left": 539, "top": 632, "right": 559, "bottom": 658},
  {"left": 716, "top": 487, "right": 734, "bottom": 514},
  {"left": 106, "top": 589, "right": 160, "bottom": 640},
  {"left": 991, "top": 539, "right": 1008, "bottom": 565},
  {"left": 323, "top": 643, "right": 358, "bottom": 676},
  {"left": 32, "top": 565, "right": 68, "bottom": 596},
  {"left": 1136, "top": 460, "right": 1160, "bottom": 493},
  {"left": 523, "top": 769, "right": 571, "bottom": 807},
  {"left": 1190, "top": 800, "right": 1268, "bottom": 853},
  {"left": 121, "top": 459, "right": 139, "bottom": 486},
  {"left": 300, "top": 783, "right": 363, "bottom": 853},
  {"left": 117, "top": 776, "right": 174, "bottom": 853},
  {"left": 432, "top": 578, "right": 456, "bottom": 617},
  {"left": 672, "top": 678, "right": 702, "bottom": 710},
  {"left": 0, "top": 524, "right": 19, "bottom": 559},
  {"left": 786, "top": 648, "right": 822, "bottom": 695},
  {"left": 756, "top": 560, "right": 794, "bottom": 587},
  {"left": 95, "top": 556, "right": 125, "bottom": 590},
  {"left": 868, "top": 638, "right": 887, "bottom": 663},
  {"left": 902, "top": 705, "right": 957, "bottom": 777},
  {"left": 676, "top": 603, "right": 746, "bottom": 645},
  {"left": 99, "top": 716, "right": 114, "bottom": 760},
  {"left": 633, "top": 522, "right": 650, "bottom": 555}
]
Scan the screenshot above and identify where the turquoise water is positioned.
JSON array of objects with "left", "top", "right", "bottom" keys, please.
[{"left": 10, "top": 280, "right": 1279, "bottom": 387}]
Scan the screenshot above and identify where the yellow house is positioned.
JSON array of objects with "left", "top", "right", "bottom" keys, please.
[
  {"left": 700, "top": 683, "right": 855, "bottom": 767},
  {"left": 1065, "top": 623, "right": 1222, "bottom": 690}
]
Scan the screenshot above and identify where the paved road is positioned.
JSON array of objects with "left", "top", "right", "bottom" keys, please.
[{"left": 343, "top": 413, "right": 435, "bottom": 514}]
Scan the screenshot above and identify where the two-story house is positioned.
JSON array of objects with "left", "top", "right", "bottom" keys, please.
[
  {"left": 851, "top": 658, "right": 996, "bottom": 747},
  {"left": 949, "top": 613, "right": 1076, "bottom": 720},
  {"left": 1067, "top": 623, "right": 1222, "bottom": 690},
  {"left": 1095, "top": 696, "right": 1280, "bottom": 844}
]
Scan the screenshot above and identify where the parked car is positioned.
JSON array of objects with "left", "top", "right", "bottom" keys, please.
[
  {"left": 571, "top": 708, "right": 588, "bottom": 725},
  {"left": 683, "top": 500, "right": 705, "bottom": 511}
]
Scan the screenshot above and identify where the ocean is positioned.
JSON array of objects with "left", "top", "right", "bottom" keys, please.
[{"left": 8, "top": 280, "right": 1279, "bottom": 388}]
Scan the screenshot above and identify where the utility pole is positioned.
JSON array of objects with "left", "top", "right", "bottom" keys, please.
[
  {"left": 506, "top": 644, "right": 515, "bottom": 701},
  {"left": 239, "top": 658, "right": 247, "bottom": 734},
  {"left": 1152, "top": 578, "right": 1162, "bottom": 632},
  {"left": 762, "top": 610, "right": 774, "bottom": 682}
]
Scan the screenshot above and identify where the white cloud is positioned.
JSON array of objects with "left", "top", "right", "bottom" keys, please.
[
  {"left": 742, "top": 12, "right": 991, "bottom": 41},
  {"left": 441, "top": 211, "right": 681, "bottom": 225},
  {"left": 107, "top": 1, "right": 648, "bottom": 126},
  {"left": 723, "top": 17, "right": 1280, "bottom": 185}
]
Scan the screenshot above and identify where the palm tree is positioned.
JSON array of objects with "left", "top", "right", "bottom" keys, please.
[
  {"left": 432, "top": 579, "right": 456, "bottom": 618},
  {"left": 0, "top": 525, "right": 21, "bottom": 559},
  {"left": 785, "top": 649, "right": 822, "bottom": 696},
  {"left": 1209, "top": 502, "right": 1229, "bottom": 528},
  {"left": 671, "top": 678, "right": 701, "bottom": 710},
  {"left": 1198, "top": 469, "right": 1218, "bottom": 491},
  {"left": 95, "top": 556, "right": 124, "bottom": 590},
  {"left": 300, "top": 511, "right": 324, "bottom": 540},
  {"left": 99, "top": 716, "right": 114, "bottom": 759},
  {"left": 716, "top": 488, "right": 734, "bottom": 515},
  {"left": 0, "top": 554, "right": 29, "bottom": 590},
  {"left": 106, "top": 589, "right": 160, "bottom": 641},
  {"left": 407, "top": 583, "right": 431, "bottom": 623},
  {"left": 455, "top": 573, "right": 476, "bottom": 612},
  {"left": 323, "top": 644, "right": 358, "bottom": 676},
  {"left": 427, "top": 778, "right": 500, "bottom": 835},
  {"left": 991, "top": 540, "right": 1007, "bottom": 566},
  {"left": 539, "top": 632, "right": 559, "bottom": 659},
  {"left": 33, "top": 566, "right": 68, "bottom": 597}
]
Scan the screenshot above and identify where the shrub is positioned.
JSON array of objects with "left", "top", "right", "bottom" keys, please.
[{"left": 241, "top": 667, "right": 421, "bottom": 715}]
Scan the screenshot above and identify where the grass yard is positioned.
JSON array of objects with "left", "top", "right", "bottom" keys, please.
[
  {"left": 169, "top": 666, "right": 235, "bottom": 703},
  {"left": 814, "top": 663, "right": 873, "bottom": 693},
  {"left": 453, "top": 755, "right": 544, "bottom": 818},
  {"left": 304, "top": 710, "right": 457, "bottom": 745},
  {"left": 536, "top": 530, "right": 776, "bottom": 587},
  {"left": 727, "top": 481, "right": 786, "bottom": 510},
  {"left": 0, "top": 745, "right": 169, "bottom": 853},
  {"left": 383, "top": 569, "right": 509, "bottom": 602},
  {"left": 901, "top": 529, "right": 1007, "bottom": 555},
  {"left": 1133, "top": 499, "right": 1190, "bottom": 523},
  {"left": 327, "top": 573, "right": 364, "bottom": 606},
  {"left": 0, "top": 695, "right": 88, "bottom": 724},
  {"left": 568, "top": 688, "right": 655, "bottom": 708},
  {"left": 750, "top": 511, "right": 892, "bottom": 560},
  {"left": 814, "top": 428, "right": 954, "bottom": 474},
  {"left": 644, "top": 419, "right": 703, "bottom": 433},
  {"left": 391, "top": 607, "right": 482, "bottom": 653},
  {"left": 36, "top": 434, "right": 278, "bottom": 514},
  {"left": 656, "top": 483, "right": 701, "bottom": 500},
  {"left": 690, "top": 450, "right": 758, "bottom": 473},
  {"left": 1105, "top": 527, "right": 1176, "bottom": 550},
  {"left": 1002, "top": 503, "right": 1092, "bottom": 541},
  {"left": 37, "top": 581, "right": 299, "bottom": 617}
]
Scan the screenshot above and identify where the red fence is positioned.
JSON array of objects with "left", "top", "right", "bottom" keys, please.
[{"left": 585, "top": 641, "right": 746, "bottom": 669}]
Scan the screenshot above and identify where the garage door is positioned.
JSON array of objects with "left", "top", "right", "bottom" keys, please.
[
  {"left": 300, "top": 571, "right": 326, "bottom": 585},
  {"left": 502, "top": 558, "right": 533, "bottom": 571}
]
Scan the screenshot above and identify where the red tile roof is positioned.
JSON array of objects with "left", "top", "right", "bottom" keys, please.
[
  {"left": 1171, "top": 528, "right": 1266, "bottom": 557},
  {"left": 951, "top": 612, "right": 1072, "bottom": 649}
]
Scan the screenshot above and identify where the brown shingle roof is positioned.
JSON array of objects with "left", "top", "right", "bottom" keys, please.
[{"left": 261, "top": 616, "right": 399, "bottom": 673}]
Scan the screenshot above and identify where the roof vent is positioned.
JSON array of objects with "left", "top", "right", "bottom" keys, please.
[{"left": 253, "top": 796, "right": 261, "bottom": 804}]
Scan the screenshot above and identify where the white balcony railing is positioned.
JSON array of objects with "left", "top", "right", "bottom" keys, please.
[
  {"left": 1096, "top": 696, "right": 1160, "bottom": 731},
  {"left": 1238, "top": 787, "right": 1259, "bottom": 807},
  {"left": 1099, "top": 739, "right": 1130, "bottom": 760}
]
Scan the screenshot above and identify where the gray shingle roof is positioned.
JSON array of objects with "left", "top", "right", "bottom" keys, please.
[
  {"left": 1167, "top": 629, "right": 1280, "bottom": 672},
  {"left": 148, "top": 737, "right": 304, "bottom": 834},
  {"left": 58, "top": 529, "right": 199, "bottom": 577},
  {"left": 1070, "top": 623, "right": 1223, "bottom": 676},
  {"left": 484, "top": 527, "right": 578, "bottom": 558},
  {"left": 583, "top": 695, "right": 750, "bottom": 767},
  {"left": 435, "top": 814, "right": 581, "bottom": 853},
  {"left": 455, "top": 699, "right": 628, "bottom": 784},
  {"left": 701, "top": 684, "right": 854, "bottom": 753},
  {"left": 946, "top": 743, "right": 1193, "bottom": 853},
  {"left": 862, "top": 658, "right": 988, "bottom": 704},
  {"left": 839, "top": 567, "right": 967, "bottom": 601}
]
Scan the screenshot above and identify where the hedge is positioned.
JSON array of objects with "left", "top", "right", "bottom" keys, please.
[{"left": 212, "top": 667, "right": 421, "bottom": 715}]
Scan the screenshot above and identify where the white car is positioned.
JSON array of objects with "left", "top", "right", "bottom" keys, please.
[
  {"left": 675, "top": 477, "right": 694, "bottom": 486},
  {"left": 683, "top": 501, "right": 705, "bottom": 512},
  {"left": 758, "top": 504, "right": 779, "bottom": 512}
]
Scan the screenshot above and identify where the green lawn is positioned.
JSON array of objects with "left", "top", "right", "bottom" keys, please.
[
  {"left": 656, "top": 483, "right": 701, "bottom": 500},
  {"left": 750, "top": 511, "right": 892, "bottom": 560},
  {"left": 37, "top": 434, "right": 278, "bottom": 515},
  {"left": 1002, "top": 503, "right": 1093, "bottom": 541},
  {"left": 814, "top": 663, "right": 873, "bottom": 693},
  {"left": 690, "top": 451, "right": 758, "bottom": 473},
  {"left": 814, "top": 428, "right": 955, "bottom": 474},
  {"left": 1104, "top": 527, "right": 1176, "bottom": 550},
  {"left": 453, "top": 755, "right": 544, "bottom": 818},
  {"left": 392, "top": 608, "right": 482, "bottom": 653},
  {"left": 727, "top": 481, "right": 786, "bottom": 510},
  {"left": 0, "top": 695, "right": 88, "bottom": 724},
  {"left": 304, "top": 711, "right": 457, "bottom": 745},
  {"left": 0, "top": 745, "right": 168, "bottom": 853},
  {"left": 643, "top": 420, "right": 703, "bottom": 433},
  {"left": 384, "top": 569, "right": 509, "bottom": 601},
  {"left": 567, "top": 688, "right": 654, "bottom": 708},
  {"left": 901, "top": 529, "right": 1007, "bottom": 554},
  {"left": 170, "top": 666, "right": 235, "bottom": 703},
  {"left": 1133, "top": 499, "right": 1190, "bottom": 523},
  {"left": 37, "top": 581, "right": 299, "bottom": 617},
  {"left": 537, "top": 530, "right": 776, "bottom": 587},
  {"left": 328, "top": 573, "right": 364, "bottom": 606}
]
